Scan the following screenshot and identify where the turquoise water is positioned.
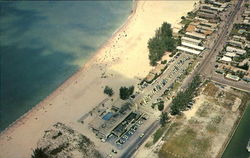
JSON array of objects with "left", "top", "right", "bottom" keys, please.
[
  {"left": 0, "top": 1, "right": 132, "bottom": 131},
  {"left": 222, "top": 104, "right": 250, "bottom": 158}
]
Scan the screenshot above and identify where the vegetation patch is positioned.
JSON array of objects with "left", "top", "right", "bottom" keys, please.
[
  {"left": 203, "top": 82, "right": 219, "bottom": 97},
  {"left": 119, "top": 86, "right": 134, "bottom": 100},
  {"left": 104, "top": 86, "right": 114, "bottom": 97},
  {"left": 148, "top": 22, "right": 177, "bottom": 65},
  {"left": 159, "top": 127, "right": 210, "bottom": 158},
  {"left": 170, "top": 75, "right": 201, "bottom": 115},
  {"left": 153, "top": 127, "right": 166, "bottom": 143}
]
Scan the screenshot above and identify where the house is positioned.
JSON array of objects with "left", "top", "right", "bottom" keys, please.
[
  {"left": 227, "top": 40, "right": 244, "bottom": 48},
  {"left": 232, "top": 35, "right": 246, "bottom": 42},
  {"left": 200, "top": 4, "right": 224, "bottom": 12},
  {"left": 218, "top": 64, "right": 248, "bottom": 74},
  {"left": 186, "top": 32, "right": 206, "bottom": 40},
  {"left": 225, "top": 74, "right": 240, "bottom": 81},
  {"left": 220, "top": 56, "right": 232, "bottom": 63},
  {"left": 181, "top": 36, "right": 202, "bottom": 45},
  {"left": 199, "top": 8, "right": 218, "bottom": 15},
  {"left": 197, "top": 24, "right": 216, "bottom": 31},
  {"left": 197, "top": 11, "right": 217, "bottom": 20},
  {"left": 243, "top": 19, "right": 250, "bottom": 25},
  {"left": 195, "top": 27, "right": 214, "bottom": 35},
  {"left": 199, "top": 21, "right": 218, "bottom": 28},
  {"left": 194, "top": 17, "right": 209, "bottom": 23},
  {"left": 226, "top": 46, "right": 246, "bottom": 55},
  {"left": 177, "top": 46, "right": 201, "bottom": 55},
  {"left": 181, "top": 41, "right": 205, "bottom": 51},
  {"left": 224, "top": 52, "right": 237, "bottom": 58}
]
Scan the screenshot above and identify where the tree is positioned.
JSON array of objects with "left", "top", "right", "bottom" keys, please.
[
  {"left": 148, "top": 22, "right": 176, "bottom": 66},
  {"left": 119, "top": 86, "right": 134, "bottom": 100},
  {"left": 170, "top": 75, "right": 201, "bottom": 115},
  {"left": 31, "top": 148, "right": 48, "bottom": 158},
  {"left": 158, "top": 101, "right": 164, "bottom": 111},
  {"left": 104, "top": 86, "right": 114, "bottom": 97},
  {"left": 160, "top": 112, "right": 169, "bottom": 127}
]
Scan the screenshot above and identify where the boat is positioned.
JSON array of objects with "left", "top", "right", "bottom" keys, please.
[{"left": 247, "top": 139, "right": 250, "bottom": 152}]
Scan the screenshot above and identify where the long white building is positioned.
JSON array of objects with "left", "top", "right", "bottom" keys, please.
[
  {"left": 181, "top": 42, "right": 205, "bottom": 51},
  {"left": 177, "top": 46, "right": 201, "bottom": 55},
  {"left": 181, "top": 37, "right": 202, "bottom": 45},
  {"left": 226, "top": 46, "right": 246, "bottom": 55},
  {"left": 186, "top": 32, "right": 206, "bottom": 40}
]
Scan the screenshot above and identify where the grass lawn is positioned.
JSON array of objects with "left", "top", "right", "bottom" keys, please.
[{"left": 159, "top": 127, "right": 211, "bottom": 158}]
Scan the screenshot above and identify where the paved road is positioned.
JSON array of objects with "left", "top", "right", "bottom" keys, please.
[
  {"left": 211, "top": 75, "right": 250, "bottom": 92},
  {"left": 121, "top": 120, "right": 160, "bottom": 158}
]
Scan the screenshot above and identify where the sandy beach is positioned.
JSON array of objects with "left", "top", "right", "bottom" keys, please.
[{"left": 0, "top": 1, "right": 197, "bottom": 158}]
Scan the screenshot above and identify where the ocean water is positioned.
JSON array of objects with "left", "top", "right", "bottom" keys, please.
[{"left": 0, "top": 1, "right": 132, "bottom": 131}]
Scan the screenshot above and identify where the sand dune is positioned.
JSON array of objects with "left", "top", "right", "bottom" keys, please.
[{"left": 0, "top": 1, "right": 197, "bottom": 158}]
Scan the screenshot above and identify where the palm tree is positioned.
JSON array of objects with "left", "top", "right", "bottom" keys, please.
[{"left": 31, "top": 148, "right": 49, "bottom": 158}]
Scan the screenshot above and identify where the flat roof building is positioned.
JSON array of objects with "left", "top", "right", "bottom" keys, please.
[
  {"left": 225, "top": 74, "right": 240, "bottom": 81},
  {"left": 220, "top": 56, "right": 232, "bottom": 62},
  {"left": 177, "top": 46, "right": 201, "bottom": 55},
  {"left": 200, "top": 21, "right": 218, "bottom": 28},
  {"left": 228, "top": 40, "right": 244, "bottom": 48},
  {"left": 186, "top": 32, "right": 206, "bottom": 39},
  {"left": 181, "top": 41, "right": 205, "bottom": 51},
  {"left": 199, "top": 8, "right": 218, "bottom": 15},
  {"left": 194, "top": 17, "right": 209, "bottom": 22},
  {"left": 197, "top": 25, "right": 215, "bottom": 31},
  {"left": 197, "top": 11, "right": 217, "bottom": 20},
  {"left": 233, "top": 35, "right": 246, "bottom": 42},
  {"left": 226, "top": 46, "right": 246, "bottom": 55},
  {"left": 181, "top": 36, "right": 202, "bottom": 45},
  {"left": 200, "top": 4, "right": 224, "bottom": 12},
  {"left": 224, "top": 52, "right": 237, "bottom": 57}
]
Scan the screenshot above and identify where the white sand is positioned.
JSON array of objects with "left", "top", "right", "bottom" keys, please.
[{"left": 0, "top": 1, "right": 198, "bottom": 158}]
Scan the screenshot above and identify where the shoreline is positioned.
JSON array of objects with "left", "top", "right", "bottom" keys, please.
[{"left": 0, "top": 1, "right": 138, "bottom": 136}]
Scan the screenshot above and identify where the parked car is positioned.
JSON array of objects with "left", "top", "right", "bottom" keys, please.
[{"left": 140, "top": 133, "right": 145, "bottom": 138}]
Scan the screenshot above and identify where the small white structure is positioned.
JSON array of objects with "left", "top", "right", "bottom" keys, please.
[
  {"left": 220, "top": 56, "right": 232, "bottom": 62},
  {"left": 226, "top": 46, "right": 246, "bottom": 55},
  {"left": 181, "top": 37, "right": 202, "bottom": 45},
  {"left": 177, "top": 46, "right": 201, "bottom": 55},
  {"left": 181, "top": 42, "right": 205, "bottom": 51},
  {"left": 225, "top": 74, "right": 240, "bottom": 81},
  {"left": 186, "top": 32, "right": 206, "bottom": 39},
  {"left": 224, "top": 52, "right": 237, "bottom": 57}
]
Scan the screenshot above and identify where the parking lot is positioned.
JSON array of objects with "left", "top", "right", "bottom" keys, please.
[{"left": 134, "top": 53, "right": 194, "bottom": 108}]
